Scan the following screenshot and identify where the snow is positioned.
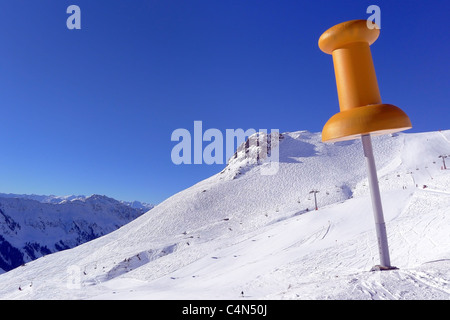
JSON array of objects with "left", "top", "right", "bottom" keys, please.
[{"left": 0, "top": 130, "right": 449, "bottom": 300}]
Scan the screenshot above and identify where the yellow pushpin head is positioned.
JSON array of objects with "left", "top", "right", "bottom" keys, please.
[{"left": 319, "top": 20, "right": 412, "bottom": 142}]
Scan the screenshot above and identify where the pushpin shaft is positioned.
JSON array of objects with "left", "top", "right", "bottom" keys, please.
[{"left": 362, "top": 134, "right": 391, "bottom": 268}]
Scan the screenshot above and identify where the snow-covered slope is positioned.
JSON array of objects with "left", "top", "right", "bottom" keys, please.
[
  {"left": 0, "top": 194, "right": 152, "bottom": 273},
  {"left": 0, "top": 130, "right": 449, "bottom": 300}
]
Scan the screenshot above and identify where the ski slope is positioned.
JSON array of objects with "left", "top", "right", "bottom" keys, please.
[{"left": 0, "top": 130, "right": 449, "bottom": 300}]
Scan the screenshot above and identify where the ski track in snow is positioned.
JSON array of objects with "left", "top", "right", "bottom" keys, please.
[{"left": 0, "top": 130, "right": 449, "bottom": 300}]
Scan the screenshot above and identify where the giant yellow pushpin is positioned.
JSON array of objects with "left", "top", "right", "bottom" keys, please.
[{"left": 319, "top": 20, "right": 412, "bottom": 270}]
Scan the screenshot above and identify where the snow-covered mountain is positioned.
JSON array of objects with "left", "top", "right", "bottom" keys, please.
[
  {"left": 0, "top": 130, "right": 449, "bottom": 300},
  {"left": 0, "top": 194, "right": 153, "bottom": 273},
  {"left": 0, "top": 193, "right": 154, "bottom": 211}
]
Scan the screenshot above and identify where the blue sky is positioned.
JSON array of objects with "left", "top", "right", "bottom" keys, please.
[{"left": 0, "top": 0, "right": 448, "bottom": 204}]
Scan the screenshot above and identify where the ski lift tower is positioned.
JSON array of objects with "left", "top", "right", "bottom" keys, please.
[
  {"left": 439, "top": 155, "right": 448, "bottom": 170},
  {"left": 309, "top": 190, "right": 319, "bottom": 211},
  {"left": 318, "top": 20, "right": 412, "bottom": 270}
]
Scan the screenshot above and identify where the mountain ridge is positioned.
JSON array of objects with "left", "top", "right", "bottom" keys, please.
[{"left": 0, "top": 193, "right": 154, "bottom": 211}]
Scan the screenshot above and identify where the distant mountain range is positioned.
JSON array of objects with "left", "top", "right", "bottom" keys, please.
[{"left": 0, "top": 193, "right": 153, "bottom": 273}]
